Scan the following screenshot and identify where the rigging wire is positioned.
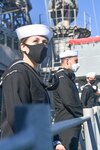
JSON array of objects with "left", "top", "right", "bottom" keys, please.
[{"left": 91, "top": 0, "right": 99, "bottom": 35}]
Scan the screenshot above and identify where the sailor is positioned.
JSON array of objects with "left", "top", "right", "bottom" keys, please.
[
  {"left": 81, "top": 72, "right": 99, "bottom": 108},
  {"left": 0, "top": 24, "right": 53, "bottom": 136},
  {"left": 0, "top": 23, "right": 66, "bottom": 150},
  {"left": 53, "top": 50, "right": 83, "bottom": 150}
]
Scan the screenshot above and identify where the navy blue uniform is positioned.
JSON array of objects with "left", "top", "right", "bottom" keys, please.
[
  {"left": 81, "top": 84, "right": 98, "bottom": 108},
  {"left": 53, "top": 68, "right": 83, "bottom": 150},
  {"left": 1, "top": 60, "right": 50, "bottom": 138}
]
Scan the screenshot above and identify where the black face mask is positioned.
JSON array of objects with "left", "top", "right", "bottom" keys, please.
[
  {"left": 25, "top": 43, "right": 48, "bottom": 64},
  {"left": 90, "top": 80, "right": 95, "bottom": 85}
]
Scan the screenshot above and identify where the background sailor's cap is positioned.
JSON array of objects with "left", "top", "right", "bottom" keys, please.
[
  {"left": 60, "top": 50, "right": 78, "bottom": 59},
  {"left": 16, "top": 24, "right": 53, "bottom": 41},
  {"left": 86, "top": 72, "right": 96, "bottom": 78}
]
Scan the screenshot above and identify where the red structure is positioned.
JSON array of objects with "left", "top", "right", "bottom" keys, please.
[{"left": 68, "top": 36, "right": 100, "bottom": 45}]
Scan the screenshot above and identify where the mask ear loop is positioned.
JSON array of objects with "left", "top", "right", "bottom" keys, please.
[{"left": 20, "top": 42, "right": 29, "bottom": 56}]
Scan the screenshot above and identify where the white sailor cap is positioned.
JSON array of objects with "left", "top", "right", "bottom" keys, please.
[
  {"left": 60, "top": 50, "right": 78, "bottom": 59},
  {"left": 15, "top": 24, "right": 53, "bottom": 42},
  {"left": 86, "top": 72, "right": 96, "bottom": 78}
]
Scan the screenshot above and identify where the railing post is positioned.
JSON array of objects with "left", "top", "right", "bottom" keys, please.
[
  {"left": 79, "top": 130, "right": 86, "bottom": 150},
  {"left": 93, "top": 106, "right": 100, "bottom": 150},
  {"left": 83, "top": 108, "right": 97, "bottom": 150},
  {"left": 97, "top": 106, "right": 100, "bottom": 120}
]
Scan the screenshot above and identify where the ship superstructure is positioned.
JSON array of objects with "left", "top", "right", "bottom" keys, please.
[
  {"left": 47, "top": 0, "right": 91, "bottom": 68},
  {"left": 0, "top": 0, "right": 32, "bottom": 71}
]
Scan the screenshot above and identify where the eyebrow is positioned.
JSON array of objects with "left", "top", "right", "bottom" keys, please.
[{"left": 33, "top": 37, "right": 48, "bottom": 42}]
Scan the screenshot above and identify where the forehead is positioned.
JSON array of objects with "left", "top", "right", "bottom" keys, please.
[
  {"left": 87, "top": 77, "right": 95, "bottom": 79},
  {"left": 69, "top": 56, "right": 78, "bottom": 60},
  {"left": 26, "top": 35, "right": 48, "bottom": 41}
]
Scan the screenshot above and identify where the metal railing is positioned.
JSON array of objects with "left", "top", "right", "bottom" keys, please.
[{"left": 0, "top": 104, "right": 100, "bottom": 150}]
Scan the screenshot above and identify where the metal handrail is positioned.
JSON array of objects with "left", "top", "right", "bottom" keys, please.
[{"left": 52, "top": 116, "right": 90, "bottom": 135}]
